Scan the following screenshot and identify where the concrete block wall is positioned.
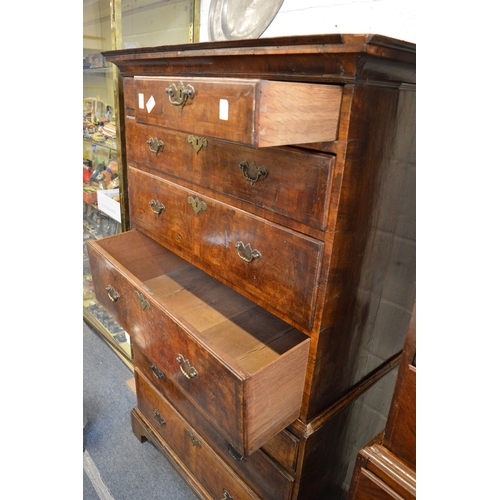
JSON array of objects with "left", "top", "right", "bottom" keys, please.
[{"left": 198, "top": 0, "right": 415, "bottom": 43}]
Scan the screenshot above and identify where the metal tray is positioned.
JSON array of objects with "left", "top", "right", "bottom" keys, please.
[{"left": 208, "top": 0, "right": 284, "bottom": 41}]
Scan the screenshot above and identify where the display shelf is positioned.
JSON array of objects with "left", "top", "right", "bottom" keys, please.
[
  {"left": 83, "top": 137, "right": 115, "bottom": 149},
  {"left": 83, "top": 67, "right": 112, "bottom": 75}
]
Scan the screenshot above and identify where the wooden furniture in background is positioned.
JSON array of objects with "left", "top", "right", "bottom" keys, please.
[
  {"left": 87, "top": 34, "right": 416, "bottom": 499},
  {"left": 348, "top": 303, "right": 416, "bottom": 500}
]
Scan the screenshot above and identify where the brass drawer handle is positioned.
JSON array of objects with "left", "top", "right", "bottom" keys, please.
[
  {"left": 187, "top": 135, "right": 208, "bottom": 154},
  {"left": 185, "top": 429, "right": 201, "bottom": 448},
  {"left": 147, "top": 137, "right": 164, "bottom": 155},
  {"left": 187, "top": 196, "right": 207, "bottom": 215},
  {"left": 150, "top": 363, "right": 165, "bottom": 379},
  {"left": 221, "top": 489, "right": 234, "bottom": 500},
  {"left": 149, "top": 199, "right": 165, "bottom": 216},
  {"left": 105, "top": 285, "right": 120, "bottom": 302},
  {"left": 239, "top": 160, "right": 268, "bottom": 185},
  {"left": 134, "top": 291, "right": 150, "bottom": 311},
  {"left": 176, "top": 354, "right": 198, "bottom": 380},
  {"left": 235, "top": 241, "right": 261, "bottom": 263},
  {"left": 165, "top": 82, "right": 195, "bottom": 110},
  {"left": 153, "top": 409, "right": 166, "bottom": 427}
]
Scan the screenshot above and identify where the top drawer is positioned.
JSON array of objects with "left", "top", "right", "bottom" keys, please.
[{"left": 134, "top": 76, "right": 343, "bottom": 147}]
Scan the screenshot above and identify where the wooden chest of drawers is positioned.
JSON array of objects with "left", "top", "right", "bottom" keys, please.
[{"left": 89, "top": 33, "right": 416, "bottom": 500}]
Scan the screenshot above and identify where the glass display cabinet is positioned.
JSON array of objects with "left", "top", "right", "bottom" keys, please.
[{"left": 83, "top": 0, "right": 199, "bottom": 367}]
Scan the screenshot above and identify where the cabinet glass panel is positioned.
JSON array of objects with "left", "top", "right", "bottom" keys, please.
[
  {"left": 83, "top": 0, "right": 130, "bottom": 364},
  {"left": 83, "top": 0, "right": 199, "bottom": 366},
  {"left": 122, "top": 0, "right": 197, "bottom": 48}
]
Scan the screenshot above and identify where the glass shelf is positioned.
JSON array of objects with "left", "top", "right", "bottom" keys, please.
[{"left": 83, "top": 67, "right": 112, "bottom": 74}]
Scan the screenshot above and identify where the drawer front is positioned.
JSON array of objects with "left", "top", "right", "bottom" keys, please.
[
  {"left": 86, "top": 238, "right": 153, "bottom": 337},
  {"left": 129, "top": 166, "right": 324, "bottom": 331},
  {"left": 126, "top": 118, "right": 335, "bottom": 232},
  {"left": 261, "top": 429, "right": 300, "bottom": 474},
  {"left": 135, "top": 370, "right": 260, "bottom": 500},
  {"left": 134, "top": 76, "right": 342, "bottom": 147},
  {"left": 134, "top": 347, "right": 295, "bottom": 500}
]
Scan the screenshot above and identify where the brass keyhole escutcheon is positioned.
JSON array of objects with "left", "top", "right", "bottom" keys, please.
[
  {"left": 134, "top": 291, "right": 150, "bottom": 311},
  {"left": 187, "top": 196, "right": 207, "bottom": 215},
  {"left": 187, "top": 135, "right": 208, "bottom": 154},
  {"left": 239, "top": 160, "right": 268, "bottom": 185},
  {"left": 165, "top": 82, "right": 195, "bottom": 110},
  {"left": 105, "top": 285, "right": 120, "bottom": 302},
  {"left": 153, "top": 409, "right": 166, "bottom": 427},
  {"left": 235, "top": 241, "right": 261, "bottom": 264},
  {"left": 149, "top": 199, "right": 165, "bottom": 216},
  {"left": 147, "top": 137, "right": 164, "bottom": 155},
  {"left": 150, "top": 363, "right": 165, "bottom": 379},
  {"left": 185, "top": 429, "right": 201, "bottom": 448}
]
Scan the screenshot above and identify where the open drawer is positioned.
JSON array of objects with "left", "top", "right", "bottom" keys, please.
[
  {"left": 134, "top": 76, "right": 343, "bottom": 147},
  {"left": 86, "top": 229, "right": 310, "bottom": 457}
]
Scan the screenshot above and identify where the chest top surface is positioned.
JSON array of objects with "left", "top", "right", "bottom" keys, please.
[{"left": 103, "top": 33, "right": 416, "bottom": 85}]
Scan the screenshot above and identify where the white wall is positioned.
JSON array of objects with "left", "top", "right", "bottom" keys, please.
[{"left": 199, "top": 0, "right": 415, "bottom": 43}]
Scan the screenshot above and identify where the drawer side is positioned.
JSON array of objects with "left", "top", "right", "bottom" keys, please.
[
  {"left": 256, "top": 80, "right": 342, "bottom": 147},
  {"left": 246, "top": 337, "right": 310, "bottom": 455}
]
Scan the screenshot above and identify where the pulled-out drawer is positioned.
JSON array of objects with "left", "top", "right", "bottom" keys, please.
[
  {"left": 135, "top": 370, "right": 260, "bottom": 500},
  {"left": 86, "top": 229, "right": 310, "bottom": 457},
  {"left": 134, "top": 347, "right": 295, "bottom": 500},
  {"left": 133, "top": 76, "right": 343, "bottom": 147},
  {"left": 126, "top": 118, "right": 336, "bottom": 233},
  {"left": 128, "top": 167, "right": 323, "bottom": 331}
]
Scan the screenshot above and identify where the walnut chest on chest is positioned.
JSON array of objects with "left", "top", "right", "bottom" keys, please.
[{"left": 87, "top": 34, "right": 416, "bottom": 500}]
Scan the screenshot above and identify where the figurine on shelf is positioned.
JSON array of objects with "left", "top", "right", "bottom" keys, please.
[
  {"left": 107, "top": 160, "right": 118, "bottom": 174},
  {"left": 91, "top": 121, "right": 106, "bottom": 143},
  {"left": 108, "top": 176, "right": 120, "bottom": 190},
  {"left": 95, "top": 171, "right": 106, "bottom": 191},
  {"left": 83, "top": 97, "right": 106, "bottom": 123}
]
